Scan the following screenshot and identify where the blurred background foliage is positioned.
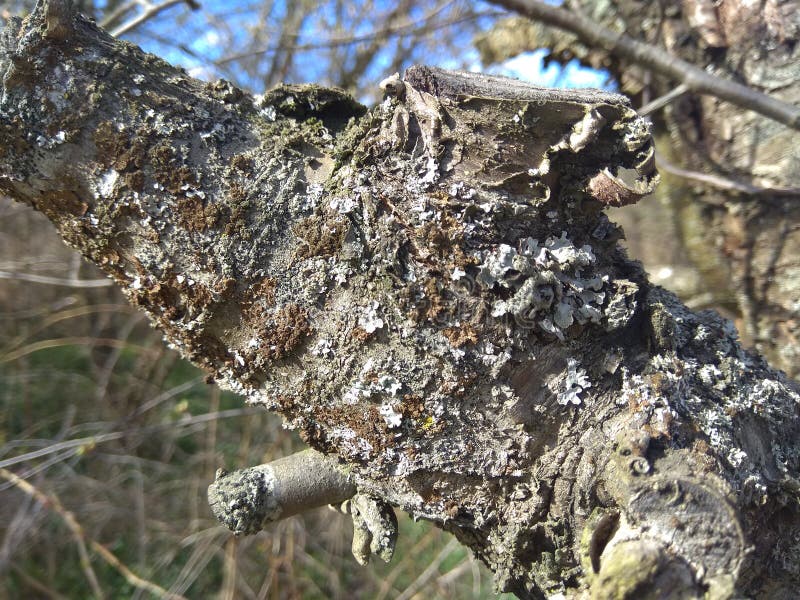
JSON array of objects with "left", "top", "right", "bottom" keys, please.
[{"left": 0, "top": 0, "right": 703, "bottom": 598}]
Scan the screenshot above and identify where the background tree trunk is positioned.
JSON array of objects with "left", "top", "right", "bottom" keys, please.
[
  {"left": 2, "top": 3, "right": 799, "bottom": 598},
  {"left": 479, "top": 0, "right": 800, "bottom": 379}
]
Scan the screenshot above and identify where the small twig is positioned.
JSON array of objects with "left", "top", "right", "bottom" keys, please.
[
  {"left": 636, "top": 88, "right": 799, "bottom": 200},
  {"left": 207, "top": 449, "right": 356, "bottom": 535},
  {"left": 656, "top": 153, "right": 800, "bottom": 200},
  {"left": 98, "top": 0, "right": 140, "bottom": 29},
  {"left": 638, "top": 83, "right": 690, "bottom": 116},
  {"left": 1, "top": 469, "right": 104, "bottom": 599},
  {"left": 111, "top": 0, "right": 200, "bottom": 38},
  {"left": 215, "top": 9, "right": 499, "bottom": 66},
  {"left": 0, "top": 270, "right": 112, "bottom": 287},
  {"left": 395, "top": 537, "right": 461, "bottom": 600},
  {"left": 491, "top": 0, "right": 800, "bottom": 130}
]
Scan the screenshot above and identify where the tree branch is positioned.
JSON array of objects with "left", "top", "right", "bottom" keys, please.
[
  {"left": 656, "top": 153, "right": 800, "bottom": 200},
  {"left": 2, "top": 4, "right": 800, "bottom": 597},
  {"left": 490, "top": 0, "right": 800, "bottom": 130},
  {"left": 207, "top": 449, "right": 356, "bottom": 535},
  {"left": 111, "top": 0, "right": 199, "bottom": 38},
  {"left": 214, "top": 8, "right": 499, "bottom": 66}
]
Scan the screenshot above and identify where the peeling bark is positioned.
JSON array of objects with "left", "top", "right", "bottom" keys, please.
[{"left": 2, "top": 4, "right": 799, "bottom": 598}]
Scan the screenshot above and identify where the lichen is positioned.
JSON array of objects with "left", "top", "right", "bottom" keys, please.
[{"left": 476, "top": 233, "right": 607, "bottom": 340}]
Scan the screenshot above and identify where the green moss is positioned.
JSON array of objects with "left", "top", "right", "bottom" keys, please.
[
  {"left": 261, "top": 84, "right": 365, "bottom": 131},
  {"left": 332, "top": 110, "right": 377, "bottom": 168},
  {"left": 590, "top": 540, "right": 664, "bottom": 600}
]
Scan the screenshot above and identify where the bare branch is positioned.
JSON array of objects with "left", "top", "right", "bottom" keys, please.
[
  {"left": 111, "top": 0, "right": 200, "bottom": 38},
  {"left": 215, "top": 9, "right": 499, "bottom": 66},
  {"left": 0, "top": 270, "right": 113, "bottom": 287},
  {"left": 638, "top": 83, "right": 689, "bottom": 116},
  {"left": 98, "top": 0, "right": 139, "bottom": 29},
  {"left": 656, "top": 152, "right": 800, "bottom": 200},
  {"left": 634, "top": 84, "right": 800, "bottom": 200},
  {"left": 207, "top": 449, "right": 356, "bottom": 535},
  {"left": 490, "top": 0, "right": 800, "bottom": 130}
]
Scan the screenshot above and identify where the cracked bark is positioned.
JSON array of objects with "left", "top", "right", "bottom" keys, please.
[{"left": 2, "top": 3, "right": 799, "bottom": 598}]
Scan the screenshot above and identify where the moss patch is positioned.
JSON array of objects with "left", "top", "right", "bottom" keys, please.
[
  {"left": 292, "top": 214, "right": 347, "bottom": 260},
  {"left": 261, "top": 304, "right": 311, "bottom": 361}
]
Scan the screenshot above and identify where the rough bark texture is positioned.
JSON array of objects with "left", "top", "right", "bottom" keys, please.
[
  {"left": 2, "top": 4, "right": 800, "bottom": 598},
  {"left": 477, "top": 0, "right": 800, "bottom": 379}
]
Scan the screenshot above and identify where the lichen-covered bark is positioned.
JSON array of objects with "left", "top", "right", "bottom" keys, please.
[
  {"left": 478, "top": 0, "right": 800, "bottom": 379},
  {"left": 2, "top": 4, "right": 799, "bottom": 598}
]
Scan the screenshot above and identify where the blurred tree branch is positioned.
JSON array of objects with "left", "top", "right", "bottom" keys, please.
[
  {"left": 490, "top": 0, "right": 800, "bottom": 130},
  {"left": 110, "top": 0, "right": 199, "bottom": 38}
]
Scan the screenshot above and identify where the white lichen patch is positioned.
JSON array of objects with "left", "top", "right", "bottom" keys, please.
[
  {"left": 332, "top": 262, "right": 352, "bottom": 285},
  {"left": 343, "top": 360, "right": 405, "bottom": 406},
  {"left": 728, "top": 448, "right": 749, "bottom": 468},
  {"left": 343, "top": 380, "right": 372, "bottom": 405},
  {"left": 477, "top": 233, "right": 607, "bottom": 339},
  {"left": 379, "top": 402, "right": 403, "bottom": 428},
  {"left": 330, "top": 426, "right": 374, "bottom": 461},
  {"left": 35, "top": 130, "right": 66, "bottom": 148},
  {"left": 259, "top": 104, "right": 277, "bottom": 122},
  {"left": 302, "top": 183, "right": 324, "bottom": 211},
  {"left": 330, "top": 196, "right": 358, "bottom": 214},
  {"left": 358, "top": 301, "right": 384, "bottom": 333},
  {"left": 377, "top": 375, "right": 403, "bottom": 396},
  {"left": 557, "top": 358, "right": 591, "bottom": 406},
  {"left": 451, "top": 267, "right": 466, "bottom": 281},
  {"left": 312, "top": 338, "right": 334, "bottom": 358},
  {"left": 419, "top": 156, "right": 439, "bottom": 185}
]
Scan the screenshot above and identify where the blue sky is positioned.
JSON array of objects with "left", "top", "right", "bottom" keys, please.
[{"left": 114, "top": 0, "right": 612, "bottom": 96}]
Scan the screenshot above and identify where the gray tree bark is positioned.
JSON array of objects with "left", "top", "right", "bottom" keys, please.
[{"left": 2, "top": 2, "right": 799, "bottom": 598}]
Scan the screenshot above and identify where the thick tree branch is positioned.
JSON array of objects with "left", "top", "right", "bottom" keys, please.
[
  {"left": 2, "top": 3, "right": 800, "bottom": 598},
  {"left": 490, "top": 0, "right": 800, "bottom": 131}
]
